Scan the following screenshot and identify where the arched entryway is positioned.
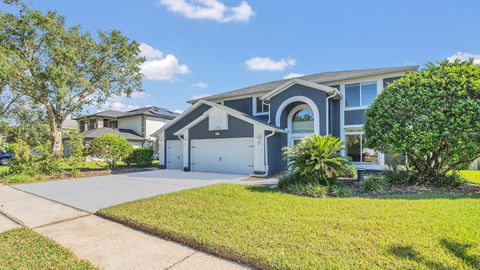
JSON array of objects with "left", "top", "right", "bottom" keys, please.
[{"left": 287, "top": 104, "right": 315, "bottom": 146}]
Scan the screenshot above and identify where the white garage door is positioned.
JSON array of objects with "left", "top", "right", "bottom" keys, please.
[
  {"left": 191, "top": 138, "right": 254, "bottom": 175},
  {"left": 166, "top": 140, "right": 183, "bottom": 169}
]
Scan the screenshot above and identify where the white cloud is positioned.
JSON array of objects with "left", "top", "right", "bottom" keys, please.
[
  {"left": 448, "top": 52, "right": 480, "bottom": 64},
  {"left": 139, "top": 43, "right": 190, "bottom": 81},
  {"left": 100, "top": 101, "right": 139, "bottom": 112},
  {"left": 193, "top": 82, "right": 208, "bottom": 88},
  {"left": 159, "top": 0, "right": 254, "bottom": 23},
  {"left": 174, "top": 109, "right": 183, "bottom": 114},
  {"left": 245, "top": 57, "right": 296, "bottom": 71},
  {"left": 191, "top": 93, "right": 210, "bottom": 100},
  {"left": 283, "top": 73, "right": 304, "bottom": 79}
]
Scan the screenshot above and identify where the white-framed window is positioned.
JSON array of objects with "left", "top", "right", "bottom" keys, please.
[
  {"left": 345, "top": 81, "right": 377, "bottom": 109},
  {"left": 345, "top": 127, "right": 378, "bottom": 164},
  {"left": 253, "top": 97, "right": 269, "bottom": 115}
]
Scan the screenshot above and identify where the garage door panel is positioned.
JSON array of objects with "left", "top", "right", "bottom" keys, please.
[
  {"left": 191, "top": 138, "right": 254, "bottom": 175},
  {"left": 166, "top": 140, "right": 183, "bottom": 169}
]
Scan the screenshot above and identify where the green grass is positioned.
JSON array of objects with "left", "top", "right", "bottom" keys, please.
[
  {"left": 459, "top": 170, "right": 480, "bottom": 184},
  {"left": 0, "top": 228, "right": 97, "bottom": 269},
  {"left": 99, "top": 184, "right": 480, "bottom": 270}
]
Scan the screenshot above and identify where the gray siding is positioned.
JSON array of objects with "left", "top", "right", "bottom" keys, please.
[
  {"left": 162, "top": 104, "right": 211, "bottom": 169},
  {"left": 329, "top": 99, "right": 340, "bottom": 137},
  {"left": 269, "top": 84, "right": 328, "bottom": 135},
  {"left": 267, "top": 131, "right": 287, "bottom": 174},
  {"left": 189, "top": 115, "right": 254, "bottom": 140},
  {"left": 223, "top": 98, "right": 253, "bottom": 115},
  {"left": 345, "top": 109, "right": 365, "bottom": 126}
]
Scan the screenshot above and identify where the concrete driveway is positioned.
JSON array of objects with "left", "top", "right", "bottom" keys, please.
[{"left": 13, "top": 169, "right": 276, "bottom": 213}]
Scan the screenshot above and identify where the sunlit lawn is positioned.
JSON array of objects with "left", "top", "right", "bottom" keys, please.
[
  {"left": 459, "top": 170, "right": 480, "bottom": 184},
  {"left": 0, "top": 228, "right": 97, "bottom": 269},
  {"left": 99, "top": 184, "right": 480, "bottom": 270}
]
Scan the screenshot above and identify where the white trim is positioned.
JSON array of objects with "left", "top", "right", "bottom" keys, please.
[
  {"left": 158, "top": 131, "right": 165, "bottom": 166},
  {"left": 252, "top": 95, "right": 270, "bottom": 116},
  {"left": 173, "top": 112, "right": 210, "bottom": 136},
  {"left": 261, "top": 79, "right": 339, "bottom": 101},
  {"left": 253, "top": 125, "right": 266, "bottom": 172},
  {"left": 151, "top": 100, "right": 206, "bottom": 137},
  {"left": 339, "top": 84, "right": 346, "bottom": 156},
  {"left": 275, "top": 96, "right": 320, "bottom": 135},
  {"left": 344, "top": 80, "right": 377, "bottom": 110},
  {"left": 287, "top": 104, "right": 314, "bottom": 146}
]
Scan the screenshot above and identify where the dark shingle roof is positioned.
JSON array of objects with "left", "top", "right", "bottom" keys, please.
[
  {"left": 189, "top": 66, "right": 418, "bottom": 103},
  {"left": 81, "top": 128, "right": 144, "bottom": 141},
  {"left": 74, "top": 106, "right": 179, "bottom": 120}
]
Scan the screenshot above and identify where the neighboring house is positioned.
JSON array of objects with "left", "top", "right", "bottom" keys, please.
[
  {"left": 66, "top": 106, "right": 178, "bottom": 156},
  {"left": 153, "top": 66, "right": 418, "bottom": 176}
]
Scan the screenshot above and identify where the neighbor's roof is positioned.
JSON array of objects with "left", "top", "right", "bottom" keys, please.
[
  {"left": 74, "top": 106, "right": 179, "bottom": 120},
  {"left": 81, "top": 128, "right": 144, "bottom": 141},
  {"left": 189, "top": 66, "right": 418, "bottom": 103}
]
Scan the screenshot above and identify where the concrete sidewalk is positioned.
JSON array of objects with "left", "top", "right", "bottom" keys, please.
[{"left": 0, "top": 184, "right": 248, "bottom": 270}]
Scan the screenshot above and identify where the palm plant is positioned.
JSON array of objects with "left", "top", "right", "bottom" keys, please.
[{"left": 283, "top": 135, "right": 350, "bottom": 185}]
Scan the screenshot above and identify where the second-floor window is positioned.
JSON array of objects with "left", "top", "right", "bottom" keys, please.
[
  {"left": 254, "top": 97, "right": 269, "bottom": 115},
  {"left": 345, "top": 81, "right": 377, "bottom": 108}
]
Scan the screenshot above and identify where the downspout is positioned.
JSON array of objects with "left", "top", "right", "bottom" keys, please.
[
  {"left": 249, "top": 130, "right": 276, "bottom": 178},
  {"left": 325, "top": 94, "right": 335, "bottom": 135}
]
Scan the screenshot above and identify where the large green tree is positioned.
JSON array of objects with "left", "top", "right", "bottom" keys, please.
[
  {"left": 0, "top": 4, "right": 144, "bottom": 157},
  {"left": 365, "top": 60, "right": 480, "bottom": 182}
]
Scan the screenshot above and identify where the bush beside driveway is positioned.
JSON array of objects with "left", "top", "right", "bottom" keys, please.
[{"left": 99, "top": 184, "right": 480, "bottom": 270}]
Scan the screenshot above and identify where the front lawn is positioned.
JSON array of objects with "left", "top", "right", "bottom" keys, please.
[
  {"left": 99, "top": 184, "right": 480, "bottom": 270},
  {"left": 0, "top": 228, "right": 97, "bottom": 269}
]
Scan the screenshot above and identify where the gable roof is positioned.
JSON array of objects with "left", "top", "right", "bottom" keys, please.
[
  {"left": 188, "top": 66, "right": 418, "bottom": 103},
  {"left": 80, "top": 128, "right": 144, "bottom": 141},
  {"left": 74, "top": 106, "right": 179, "bottom": 120},
  {"left": 261, "top": 79, "right": 340, "bottom": 101},
  {"left": 152, "top": 100, "right": 286, "bottom": 137}
]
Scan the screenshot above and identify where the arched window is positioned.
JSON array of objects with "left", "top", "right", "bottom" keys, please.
[{"left": 291, "top": 108, "right": 314, "bottom": 134}]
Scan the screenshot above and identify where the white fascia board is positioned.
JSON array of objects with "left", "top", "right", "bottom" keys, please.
[
  {"left": 173, "top": 110, "right": 211, "bottom": 136},
  {"left": 151, "top": 100, "right": 211, "bottom": 137},
  {"left": 260, "top": 79, "right": 339, "bottom": 101},
  {"left": 202, "top": 100, "right": 287, "bottom": 133}
]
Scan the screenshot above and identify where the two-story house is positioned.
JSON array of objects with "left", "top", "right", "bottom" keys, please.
[
  {"left": 153, "top": 66, "right": 418, "bottom": 176},
  {"left": 69, "top": 106, "right": 178, "bottom": 156}
]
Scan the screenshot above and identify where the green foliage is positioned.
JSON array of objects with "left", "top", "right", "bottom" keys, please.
[
  {"left": 2, "top": 174, "right": 45, "bottom": 184},
  {"left": 328, "top": 184, "right": 351, "bottom": 197},
  {"left": 8, "top": 139, "right": 35, "bottom": 175},
  {"left": 365, "top": 60, "right": 480, "bottom": 183},
  {"left": 125, "top": 148, "right": 154, "bottom": 167},
  {"left": 361, "top": 173, "right": 387, "bottom": 193},
  {"left": 89, "top": 134, "right": 133, "bottom": 169},
  {"left": 0, "top": 4, "right": 144, "bottom": 157},
  {"left": 0, "top": 228, "right": 97, "bottom": 269},
  {"left": 286, "top": 183, "right": 328, "bottom": 198},
  {"left": 283, "top": 135, "right": 351, "bottom": 185},
  {"left": 277, "top": 171, "right": 301, "bottom": 189},
  {"left": 64, "top": 129, "right": 86, "bottom": 172}
]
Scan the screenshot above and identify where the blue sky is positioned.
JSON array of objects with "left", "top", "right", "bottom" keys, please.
[{"left": 27, "top": 0, "right": 480, "bottom": 113}]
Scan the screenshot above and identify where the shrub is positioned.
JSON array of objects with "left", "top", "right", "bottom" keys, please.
[
  {"left": 8, "top": 139, "right": 37, "bottom": 175},
  {"left": 361, "top": 173, "right": 387, "bottom": 193},
  {"left": 277, "top": 171, "right": 302, "bottom": 189},
  {"left": 64, "top": 129, "right": 86, "bottom": 172},
  {"left": 382, "top": 169, "right": 411, "bottom": 186},
  {"left": 89, "top": 134, "right": 133, "bottom": 169},
  {"left": 125, "top": 148, "right": 154, "bottom": 167},
  {"left": 365, "top": 60, "right": 480, "bottom": 184},
  {"left": 3, "top": 174, "right": 45, "bottom": 184},
  {"left": 430, "top": 172, "right": 465, "bottom": 188},
  {"left": 283, "top": 135, "right": 351, "bottom": 186},
  {"left": 328, "top": 184, "right": 351, "bottom": 197},
  {"left": 286, "top": 183, "right": 328, "bottom": 198}
]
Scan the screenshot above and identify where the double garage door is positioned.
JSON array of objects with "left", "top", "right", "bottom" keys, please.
[{"left": 167, "top": 138, "right": 254, "bottom": 175}]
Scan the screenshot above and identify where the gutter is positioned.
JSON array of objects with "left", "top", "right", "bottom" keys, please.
[{"left": 249, "top": 130, "right": 276, "bottom": 178}]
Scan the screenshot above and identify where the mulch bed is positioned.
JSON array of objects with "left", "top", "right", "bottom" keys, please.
[
  {"left": 45, "top": 167, "right": 159, "bottom": 181},
  {"left": 341, "top": 179, "right": 480, "bottom": 197}
]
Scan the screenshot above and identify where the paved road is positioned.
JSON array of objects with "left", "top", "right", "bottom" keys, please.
[{"left": 14, "top": 169, "right": 276, "bottom": 212}]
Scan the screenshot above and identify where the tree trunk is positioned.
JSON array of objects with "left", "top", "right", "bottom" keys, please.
[
  {"left": 51, "top": 124, "right": 63, "bottom": 158},
  {"left": 46, "top": 105, "right": 64, "bottom": 158}
]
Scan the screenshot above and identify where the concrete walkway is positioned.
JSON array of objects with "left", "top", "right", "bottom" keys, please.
[{"left": 0, "top": 184, "right": 248, "bottom": 270}]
